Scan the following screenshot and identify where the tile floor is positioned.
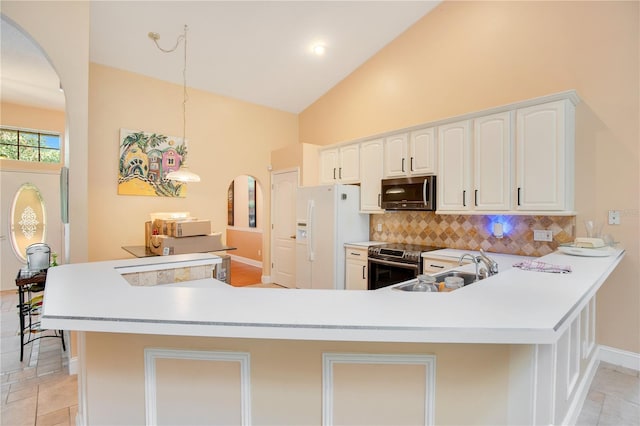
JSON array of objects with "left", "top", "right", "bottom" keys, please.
[
  {"left": 1, "top": 290, "right": 76, "bottom": 426},
  {"left": 2, "top": 282, "right": 638, "bottom": 425},
  {"left": 576, "top": 362, "right": 640, "bottom": 425}
]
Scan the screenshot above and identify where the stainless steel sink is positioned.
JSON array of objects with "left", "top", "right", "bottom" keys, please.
[{"left": 393, "top": 270, "right": 481, "bottom": 292}]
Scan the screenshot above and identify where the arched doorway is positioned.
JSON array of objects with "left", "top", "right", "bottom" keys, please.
[
  {"left": 0, "top": 16, "right": 65, "bottom": 290},
  {"left": 226, "top": 175, "right": 263, "bottom": 285}
]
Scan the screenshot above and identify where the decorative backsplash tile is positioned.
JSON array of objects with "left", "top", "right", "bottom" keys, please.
[
  {"left": 122, "top": 265, "right": 214, "bottom": 286},
  {"left": 370, "top": 212, "right": 575, "bottom": 257}
]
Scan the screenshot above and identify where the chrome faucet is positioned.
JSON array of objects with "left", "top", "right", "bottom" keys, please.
[
  {"left": 459, "top": 250, "right": 499, "bottom": 281},
  {"left": 459, "top": 253, "right": 480, "bottom": 281},
  {"left": 478, "top": 249, "right": 499, "bottom": 277}
]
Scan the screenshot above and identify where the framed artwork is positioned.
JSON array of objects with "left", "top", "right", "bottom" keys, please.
[
  {"left": 227, "top": 181, "right": 234, "bottom": 226},
  {"left": 118, "top": 129, "right": 188, "bottom": 197},
  {"left": 248, "top": 176, "right": 256, "bottom": 228}
]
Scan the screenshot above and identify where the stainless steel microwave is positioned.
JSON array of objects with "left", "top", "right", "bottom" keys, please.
[{"left": 380, "top": 176, "right": 436, "bottom": 211}]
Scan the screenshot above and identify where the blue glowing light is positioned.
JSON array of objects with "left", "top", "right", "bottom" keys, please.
[{"left": 487, "top": 216, "right": 511, "bottom": 237}]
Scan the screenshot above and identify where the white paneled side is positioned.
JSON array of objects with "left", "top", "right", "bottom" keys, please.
[
  {"left": 587, "top": 297, "right": 597, "bottom": 357},
  {"left": 144, "top": 348, "right": 251, "bottom": 426},
  {"left": 322, "top": 353, "right": 436, "bottom": 426},
  {"left": 567, "top": 317, "right": 581, "bottom": 398},
  {"left": 532, "top": 343, "right": 557, "bottom": 425}
]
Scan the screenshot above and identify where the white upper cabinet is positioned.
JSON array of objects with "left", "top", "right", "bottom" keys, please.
[
  {"left": 437, "top": 120, "right": 472, "bottom": 211},
  {"left": 473, "top": 111, "right": 513, "bottom": 211},
  {"left": 409, "top": 127, "right": 437, "bottom": 175},
  {"left": 515, "top": 100, "right": 575, "bottom": 211},
  {"left": 383, "top": 133, "right": 408, "bottom": 177},
  {"left": 384, "top": 128, "right": 436, "bottom": 178},
  {"left": 359, "top": 138, "right": 384, "bottom": 213},
  {"left": 319, "top": 144, "right": 360, "bottom": 184}
]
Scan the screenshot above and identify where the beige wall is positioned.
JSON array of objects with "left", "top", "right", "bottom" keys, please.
[
  {"left": 299, "top": 1, "right": 640, "bottom": 353},
  {"left": 88, "top": 64, "right": 297, "bottom": 263},
  {"left": 226, "top": 228, "right": 262, "bottom": 262}
]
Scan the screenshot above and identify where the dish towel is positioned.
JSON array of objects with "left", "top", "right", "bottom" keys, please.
[{"left": 512, "top": 260, "right": 572, "bottom": 274}]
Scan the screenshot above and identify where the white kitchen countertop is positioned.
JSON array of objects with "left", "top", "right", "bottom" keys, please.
[
  {"left": 344, "top": 241, "right": 386, "bottom": 248},
  {"left": 41, "top": 248, "right": 624, "bottom": 345}
]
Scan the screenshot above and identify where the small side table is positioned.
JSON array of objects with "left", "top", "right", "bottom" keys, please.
[{"left": 15, "top": 269, "right": 66, "bottom": 362}]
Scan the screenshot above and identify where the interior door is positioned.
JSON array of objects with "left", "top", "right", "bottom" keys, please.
[
  {"left": 0, "top": 170, "right": 63, "bottom": 291},
  {"left": 270, "top": 169, "right": 298, "bottom": 288}
]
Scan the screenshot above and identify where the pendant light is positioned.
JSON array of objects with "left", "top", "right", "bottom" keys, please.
[{"left": 148, "top": 24, "right": 201, "bottom": 183}]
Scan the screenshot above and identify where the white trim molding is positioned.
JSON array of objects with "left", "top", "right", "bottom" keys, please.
[
  {"left": 144, "top": 348, "right": 251, "bottom": 426},
  {"left": 322, "top": 353, "right": 436, "bottom": 426},
  {"left": 227, "top": 253, "right": 262, "bottom": 268},
  {"left": 598, "top": 345, "right": 640, "bottom": 371}
]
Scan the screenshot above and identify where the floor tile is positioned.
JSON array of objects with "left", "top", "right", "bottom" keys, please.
[
  {"left": 0, "top": 394, "right": 37, "bottom": 426},
  {"left": 591, "top": 363, "right": 640, "bottom": 405},
  {"left": 597, "top": 394, "right": 640, "bottom": 425},
  {"left": 36, "top": 406, "right": 70, "bottom": 426},
  {"left": 36, "top": 374, "right": 77, "bottom": 417}
]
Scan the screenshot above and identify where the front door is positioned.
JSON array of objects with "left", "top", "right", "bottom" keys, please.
[
  {"left": 0, "top": 170, "right": 63, "bottom": 291},
  {"left": 270, "top": 169, "right": 298, "bottom": 288}
]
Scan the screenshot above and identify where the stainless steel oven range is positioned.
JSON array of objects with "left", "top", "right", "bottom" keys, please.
[{"left": 367, "top": 243, "right": 441, "bottom": 290}]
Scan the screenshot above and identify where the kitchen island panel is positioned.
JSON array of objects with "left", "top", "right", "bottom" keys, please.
[{"left": 79, "top": 332, "right": 514, "bottom": 425}]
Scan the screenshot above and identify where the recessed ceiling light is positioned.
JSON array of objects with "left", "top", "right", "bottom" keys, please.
[{"left": 312, "top": 43, "right": 326, "bottom": 56}]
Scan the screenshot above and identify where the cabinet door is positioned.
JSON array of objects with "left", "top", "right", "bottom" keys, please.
[
  {"left": 339, "top": 144, "right": 360, "bottom": 183},
  {"left": 360, "top": 139, "right": 384, "bottom": 212},
  {"left": 319, "top": 149, "right": 339, "bottom": 184},
  {"left": 474, "top": 112, "right": 513, "bottom": 211},
  {"left": 345, "top": 247, "right": 368, "bottom": 290},
  {"left": 384, "top": 134, "right": 408, "bottom": 178},
  {"left": 409, "top": 127, "right": 436, "bottom": 175},
  {"left": 437, "top": 120, "right": 471, "bottom": 211},
  {"left": 516, "top": 101, "right": 568, "bottom": 211}
]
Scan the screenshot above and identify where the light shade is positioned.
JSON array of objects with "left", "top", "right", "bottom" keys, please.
[{"left": 165, "top": 165, "right": 201, "bottom": 183}]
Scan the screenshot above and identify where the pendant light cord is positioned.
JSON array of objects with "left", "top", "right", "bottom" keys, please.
[{"left": 149, "top": 24, "right": 189, "bottom": 148}]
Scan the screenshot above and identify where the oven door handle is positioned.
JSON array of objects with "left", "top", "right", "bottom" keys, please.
[{"left": 368, "top": 258, "right": 419, "bottom": 270}]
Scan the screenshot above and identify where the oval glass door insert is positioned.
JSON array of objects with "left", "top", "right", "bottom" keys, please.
[{"left": 10, "top": 183, "right": 47, "bottom": 262}]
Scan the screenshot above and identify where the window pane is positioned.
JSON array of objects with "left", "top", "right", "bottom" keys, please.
[
  {"left": 40, "top": 148, "right": 60, "bottom": 163},
  {"left": 41, "top": 134, "right": 60, "bottom": 149},
  {"left": 19, "top": 146, "right": 39, "bottom": 161},
  {"left": 0, "top": 144, "right": 19, "bottom": 159},
  {"left": 19, "top": 132, "right": 39, "bottom": 147},
  {"left": 0, "top": 129, "right": 18, "bottom": 145}
]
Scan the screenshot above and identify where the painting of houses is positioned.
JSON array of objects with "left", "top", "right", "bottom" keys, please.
[{"left": 118, "top": 129, "right": 187, "bottom": 197}]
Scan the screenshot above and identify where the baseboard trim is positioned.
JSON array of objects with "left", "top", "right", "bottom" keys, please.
[
  {"left": 598, "top": 345, "right": 640, "bottom": 371},
  {"left": 261, "top": 275, "right": 271, "bottom": 284},
  {"left": 228, "top": 254, "right": 262, "bottom": 268}
]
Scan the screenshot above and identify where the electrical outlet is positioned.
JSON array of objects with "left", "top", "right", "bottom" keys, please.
[
  {"left": 608, "top": 210, "right": 621, "bottom": 225},
  {"left": 533, "top": 229, "right": 553, "bottom": 242},
  {"left": 376, "top": 223, "right": 382, "bottom": 232}
]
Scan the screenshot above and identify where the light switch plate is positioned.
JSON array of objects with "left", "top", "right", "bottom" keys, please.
[{"left": 608, "top": 210, "right": 621, "bottom": 225}]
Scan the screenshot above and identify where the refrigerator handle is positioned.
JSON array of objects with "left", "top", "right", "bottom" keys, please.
[{"left": 307, "top": 200, "right": 315, "bottom": 261}]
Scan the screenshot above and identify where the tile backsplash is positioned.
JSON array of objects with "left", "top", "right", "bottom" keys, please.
[
  {"left": 370, "top": 212, "right": 575, "bottom": 257},
  {"left": 122, "top": 264, "right": 214, "bottom": 286}
]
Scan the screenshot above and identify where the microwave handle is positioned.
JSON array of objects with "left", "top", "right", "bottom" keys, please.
[{"left": 423, "top": 178, "right": 428, "bottom": 205}]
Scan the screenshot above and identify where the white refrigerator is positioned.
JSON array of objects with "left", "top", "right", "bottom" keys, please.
[{"left": 295, "top": 184, "right": 369, "bottom": 290}]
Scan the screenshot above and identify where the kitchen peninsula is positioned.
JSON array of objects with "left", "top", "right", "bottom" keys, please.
[{"left": 42, "top": 249, "right": 624, "bottom": 425}]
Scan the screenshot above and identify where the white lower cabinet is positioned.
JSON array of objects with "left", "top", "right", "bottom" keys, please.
[{"left": 345, "top": 246, "right": 368, "bottom": 290}]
